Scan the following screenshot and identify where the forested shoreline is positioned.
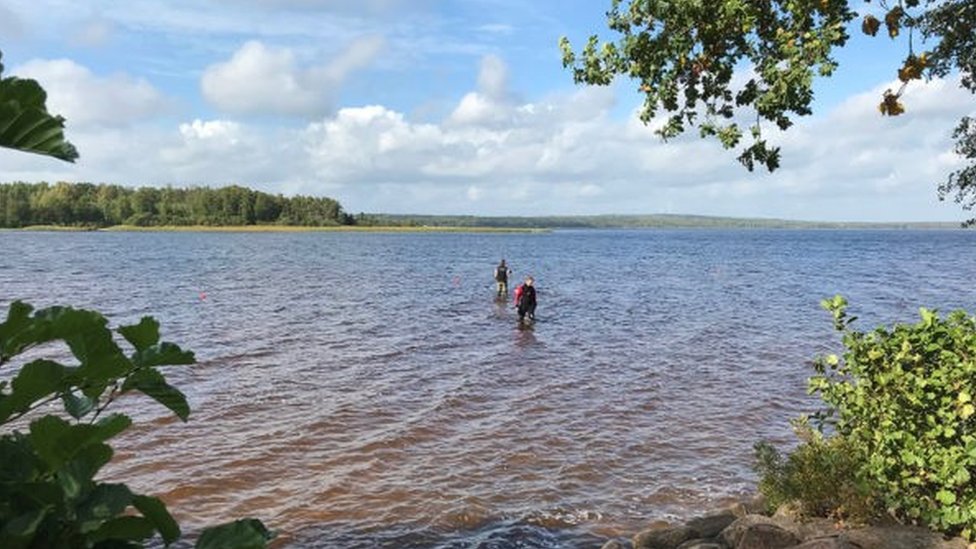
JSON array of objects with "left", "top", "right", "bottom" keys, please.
[
  {"left": 0, "top": 181, "right": 964, "bottom": 230},
  {"left": 0, "top": 182, "right": 352, "bottom": 228}
]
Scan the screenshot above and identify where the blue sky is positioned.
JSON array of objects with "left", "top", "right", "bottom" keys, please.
[{"left": 1, "top": 0, "right": 973, "bottom": 221}]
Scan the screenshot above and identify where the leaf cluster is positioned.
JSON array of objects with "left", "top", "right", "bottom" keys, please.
[
  {"left": 560, "top": 1, "right": 974, "bottom": 192},
  {"left": 0, "top": 301, "right": 273, "bottom": 548},
  {"left": 808, "top": 296, "right": 976, "bottom": 539},
  {"left": 560, "top": 0, "right": 856, "bottom": 172},
  {"left": 0, "top": 50, "right": 79, "bottom": 163}
]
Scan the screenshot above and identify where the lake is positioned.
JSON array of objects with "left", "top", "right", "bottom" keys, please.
[{"left": 1, "top": 229, "right": 974, "bottom": 548}]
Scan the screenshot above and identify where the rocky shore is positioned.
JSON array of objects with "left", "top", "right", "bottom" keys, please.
[{"left": 603, "top": 497, "right": 973, "bottom": 549}]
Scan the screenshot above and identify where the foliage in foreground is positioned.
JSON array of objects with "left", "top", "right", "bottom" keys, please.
[
  {"left": 755, "top": 420, "right": 880, "bottom": 523},
  {"left": 0, "top": 50, "right": 78, "bottom": 163},
  {"left": 0, "top": 301, "right": 273, "bottom": 548},
  {"left": 758, "top": 296, "right": 976, "bottom": 540}
]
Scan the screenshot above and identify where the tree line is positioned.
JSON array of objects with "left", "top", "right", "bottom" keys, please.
[{"left": 0, "top": 182, "right": 353, "bottom": 228}]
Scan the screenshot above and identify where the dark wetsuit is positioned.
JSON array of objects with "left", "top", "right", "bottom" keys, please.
[
  {"left": 517, "top": 285, "right": 536, "bottom": 321},
  {"left": 495, "top": 264, "right": 509, "bottom": 296}
]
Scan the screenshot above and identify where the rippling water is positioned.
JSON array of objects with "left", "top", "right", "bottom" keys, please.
[{"left": 2, "top": 229, "right": 975, "bottom": 547}]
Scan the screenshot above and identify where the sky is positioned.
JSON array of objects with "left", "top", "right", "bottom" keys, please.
[{"left": 0, "top": 0, "right": 973, "bottom": 221}]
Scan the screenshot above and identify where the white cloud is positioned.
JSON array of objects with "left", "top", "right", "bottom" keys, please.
[
  {"left": 449, "top": 54, "right": 515, "bottom": 126},
  {"left": 201, "top": 36, "right": 384, "bottom": 116},
  {"left": 179, "top": 119, "right": 243, "bottom": 142},
  {"left": 13, "top": 58, "right": 169, "bottom": 128}
]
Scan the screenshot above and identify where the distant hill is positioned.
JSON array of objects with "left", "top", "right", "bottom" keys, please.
[{"left": 353, "top": 213, "right": 962, "bottom": 230}]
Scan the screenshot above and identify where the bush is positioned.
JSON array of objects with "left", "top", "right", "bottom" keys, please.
[
  {"left": 754, "top": 419, "right": 880, "bottom": 523},
  {"left": 0, "top": 301, "right": 273, "bottom": 548},
  {"left": 808, "top": 296, "right": 976, "bottom": 539}
]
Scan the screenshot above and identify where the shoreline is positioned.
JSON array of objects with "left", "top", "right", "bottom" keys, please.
[
  {"left": 5, "top": 223, "right": 968, "bottom": 234},
  {"left": 10, "top": 224, "right": 550, "bottom": 234},
  {"left": 615, "top": 495, "right": 971, "bottom": 549}
]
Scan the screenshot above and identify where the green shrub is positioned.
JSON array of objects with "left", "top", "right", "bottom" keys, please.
[
  {"left": 754, "top": 419, "right": 881, "bottom": 522},
  {"left": 0, "top": 301, "right": 273, "bottom": 548},
  {"left": 808, "top": 296, "right": 976, "bottom": 539}
]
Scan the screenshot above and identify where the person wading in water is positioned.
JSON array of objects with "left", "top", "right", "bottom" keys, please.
[
  {"left": 494, "top": 259, "right": 511, "bottom": 297},
  {"left": 514, "top": 276, "right": 537, "bottom": 324}
]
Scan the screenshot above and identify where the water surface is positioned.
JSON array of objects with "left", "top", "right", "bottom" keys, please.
[{"left": 1, "top": 229, "right": 974, "bottom": 547}]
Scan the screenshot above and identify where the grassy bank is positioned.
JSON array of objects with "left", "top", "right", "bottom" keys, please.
[{"left": 17, "top": 225, "right": 98, "bottom": 232}]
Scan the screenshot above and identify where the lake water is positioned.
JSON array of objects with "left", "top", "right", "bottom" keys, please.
[{"left": 1, "top": 229, "right": 974, "bottom": 548}]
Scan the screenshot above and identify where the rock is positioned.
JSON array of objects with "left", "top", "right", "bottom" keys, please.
[
  {"left": 791, "top": 537, "right": 856, "bottom": 549},
  {"left": 844, "top": 525, "right": 969, "bottom": 549},
  {"left": 727, "top": 495, "right": 768, "bottom": 519},
  {"left": 633, "top": 525, "right": 696, "bottom": 549},
  {"left": 791, "top": 518, "right": 842, "bottom": 541},
  {"left": 601, "top": 540, "right": 626, "bottom": 549},
  {"left": 720, "top": 515, "right": 800, "bottom": 549},
  {"left": 676, "top": 539, "right": 726, "bottom": 549},
  {"left": 686, "top": 511, "right": 738, "bottom": 539}
]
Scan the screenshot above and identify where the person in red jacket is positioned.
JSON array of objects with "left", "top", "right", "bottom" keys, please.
[{"left": 514, "top": 276, "right": 536, "bottom": 323}]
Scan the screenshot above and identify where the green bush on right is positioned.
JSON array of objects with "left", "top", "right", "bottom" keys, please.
[{"left": 758, "top": 296, "right": 976, "bottom": 540}]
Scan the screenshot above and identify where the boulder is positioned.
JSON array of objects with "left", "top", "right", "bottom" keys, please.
[
  {"left": 676, "top": 539, "right": 727, "bottom": 549},
  {"left": 633, "top": 525, "right": 696, "bottom": 549},
  {"left": 790, "top": 518, "right": 842, "bottom": 541},
  {"left": 686, "top": 511, "right": 738, "bottom": 539},
  {"left": 601, "top": 541, "right": 626, "bottom": 549},
  {"left": 720, "top": 515, "right": 800, "bottom": 549},
  {"left": 727, "top": 495, "right": 768, "bottom": 519},
  {"left": 791, "top": 537, "right": 856, "bottom": 549},
  {"left": 844, "top": 525, "right": 969, "bottom": 549}
]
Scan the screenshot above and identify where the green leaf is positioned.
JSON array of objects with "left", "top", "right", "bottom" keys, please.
[
  {"left": 122, "top": 368, "right": 190, "bottom": 421},
  {"left": 76, "top": 483, "right": 134, "bottom": 527},
  {"left": 62, "top": 391, "right": 96, "bottom": 420},
  {"left": 0, "top": 359, "right": 68, "bottom": 423},
  {"left": 89, "top": 516, "right": 155, "bottom": 543},
  {"left": 118, "top": 317, "right": 160, "bottom": 352},
  {"left": 58, "top": 442, "right": 114, "bottom": 500},
  {"left": 23, "top": 306, "right": 132, "bottom": 384},
  {"left": 133, "top": 495, "right": 181, "bottom": 546},
  {"left": 0, "top": 64, "right": 79, "bottom": 162},
  {"left": 133, "top": 342, "right": 195, "bottom": 368},
  {"left": 0, "top": 300, "right": 35, "bottom": 361},
  {"left": 961, "top": 403, "right": 975, "bottom": 420},
  {"left": 936, "top": 489, "right": 957, "bottom": 505},
  {"left": 196, "top": 519, "right": 274, "bottom": 549},
  {"left": 0, "top": 434, "right": 42, "bottom": 482},
  {"left": 29, "top": 414, "right": 130, "bottom": 470},
  {"left": 0, "top": 508, "right": 49, "bottom": 549}
]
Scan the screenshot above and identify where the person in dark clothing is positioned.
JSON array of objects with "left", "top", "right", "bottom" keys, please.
[
  {"left": 494, "top": 259, "right": 511, "bottom": 297},
  {"left": 514, "top": 276, "right": 536, "bottom": 323}
]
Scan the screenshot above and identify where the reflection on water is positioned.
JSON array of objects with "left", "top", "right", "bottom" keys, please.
[{"left": 1, "top": 229, "right": 974, "bottom": 548}]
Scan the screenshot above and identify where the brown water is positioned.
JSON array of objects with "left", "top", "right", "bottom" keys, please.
[{"left": 2, "top": 229, "right": 974, "bottom": 547}]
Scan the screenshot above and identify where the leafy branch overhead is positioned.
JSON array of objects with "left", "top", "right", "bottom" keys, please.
[
  {"left": 0, "top": 50, "right": 79, "bottom": 162},
  {"left": 560, "top": 0, "right": 975, "bottom": 179}
]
